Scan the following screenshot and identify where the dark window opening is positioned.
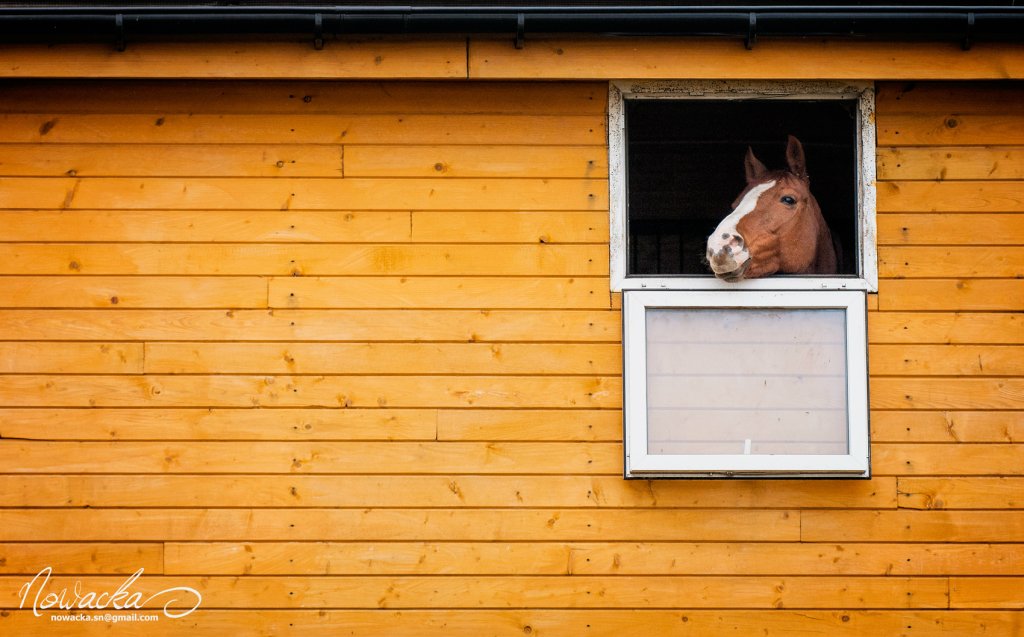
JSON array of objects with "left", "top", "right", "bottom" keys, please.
[{"left": 625, "top": 99, "right": 859, "bottom": 277}]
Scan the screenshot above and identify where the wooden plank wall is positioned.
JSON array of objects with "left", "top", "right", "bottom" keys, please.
[{"left": 0, "top": 79, "right": 1021, "bottom": 635}]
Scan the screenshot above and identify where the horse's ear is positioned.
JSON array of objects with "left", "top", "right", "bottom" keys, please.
[
  {"left": 786, "top": 135, "right": 808, "bottom": 180},
  {"left": 744, "top": 147, "right": 768, "bottom": 183}
]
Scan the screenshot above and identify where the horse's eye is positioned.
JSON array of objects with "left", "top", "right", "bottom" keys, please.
[{"left": 780, "top": 195, "right": 797, "bottom": 206}]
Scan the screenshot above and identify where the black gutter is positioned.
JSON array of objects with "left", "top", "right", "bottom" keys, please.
[{"left": 0, "top": 5, "right": 1020, "bottom": 50}]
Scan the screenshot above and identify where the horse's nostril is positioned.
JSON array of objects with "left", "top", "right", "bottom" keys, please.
[{"left": 734, "top": 235, "right": 744, "bottom": 246}]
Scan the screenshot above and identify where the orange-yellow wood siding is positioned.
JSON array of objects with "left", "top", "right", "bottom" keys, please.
[{"left": 0, "top": 76, "right": 1021, "bottom": 635}]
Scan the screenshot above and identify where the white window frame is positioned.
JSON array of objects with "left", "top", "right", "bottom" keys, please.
[
  {"left": 609, "top": 80, "right": 878, "bottom": 293},
  {"left": 623, "top": 290, "right": 870, "bottom": 479}
]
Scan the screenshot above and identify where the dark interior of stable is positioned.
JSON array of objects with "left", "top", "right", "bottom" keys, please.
[{"left": 625, "top": 98, "right": 860, "bottom": 277}]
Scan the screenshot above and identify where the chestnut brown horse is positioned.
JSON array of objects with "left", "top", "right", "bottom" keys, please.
[{"left": 706, "top": 135, "right": 837, "bottom": 281}]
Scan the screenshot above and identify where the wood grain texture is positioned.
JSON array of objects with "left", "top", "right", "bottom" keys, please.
[
  {"left": 0, "top": 244, "right": 609, "bottom": 276},
  {"left": 345, "top": 145, "right": 608, "bottom": 178},
  {"left": 268, "top": 277, "right": 612, "bottom": 309},
  {"left": 0, "top": 509, "right": 801, "bottom": 541},
  {"left": 0, "top": 177, "right": 608, "bottom": 211},
  {"left": 876, "top": 280, "right": 1024, "bottom": 311},
  {"left": 871, "top": 378, "right": 1024, "bottom": 410},
  {"left": 899, "top": 478, "right": 1024, "bottom": 510},
  {"left": 878, "top": 114, "right": 1024, "bottom": 146},
  {"left": 0, "top": 441, "right": 622, "bottom": 475},
  {"left": 0, "top": 543, "right": 162, "bottom": 575},
  {"left": 3, "top": 610, "right": 1022, "bottom": 637},
  {"left": 1, "top": 78, "right": 1023, "bottom": 631},
  {"left": 0, "top": 408, "right": 439, "bottom": 441},
  {"left": 0, "top": 144, "right": 344, "bottom": 177},
  {"left": 0, "top": 276, "right": 268, "bottom": 308},
  {"left": 469, "top": 39, "right": 1024, "bottom": 80},
  {"left": 162, "top": 541, "right": 1024, "bottom": 577},
  {"left": 143, "top": 342, "right": 621, "bottom": 375},
  {"left": 950, "top": 578, "right": 1024, "bottom": 609},
  {"left": 0, "top": 210, "right": 414, "bottom": 242},
  {"left": 877, "top": 247, "right": 1024, "bottom": 279},
  {"left": 877, "top": 214, "right": 1024, "bottom": 245},
  {"left": 869, "top": 345, "right": 1024, "bottom": 376},
  {"left": 867, "top": 312, "right": 1022, "bottom": 345},
  {"left": 0, "top": 475, "right": 894, "bottom": 509},
  {"left": 0, "top": 575, "right": 951, "bottom": 609},
  {"left": 0, "top": 375, "right": 622, "bottom": 408},
  {"left": 876, "top": 147, "right": 1024, "bottom": 181},
  {"left": 872, "top": 411, "right": 1024, "bottom": 443},
  {"left": 802, "top": 510, "right": 1024, "bottom": 542},
  {"left": 876, "top": 82, "right": 1024, "bottom": 115},
  {"left": 0, "top": 309, "right": 622, "bottom": 342},
  {"left": 0, "top": 81, "right": 607, "bottom": 115},
  {"left": 0, "top": 114, "right": 605, "bottom": 145},
  {"left": 0, "top": 41, "right": 468, "bottom": 78},
  {"left": 877, "top": 181, "right": 1024, "bottom": 213}
]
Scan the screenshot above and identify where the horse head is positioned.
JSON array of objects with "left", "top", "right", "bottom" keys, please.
[{"left": 706, "top": 135, "right": 837, "bottom": 281}]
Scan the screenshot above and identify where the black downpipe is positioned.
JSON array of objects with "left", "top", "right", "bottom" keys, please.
[{"left": 0, "top": 6, "right": 1020, "bottom": 48}]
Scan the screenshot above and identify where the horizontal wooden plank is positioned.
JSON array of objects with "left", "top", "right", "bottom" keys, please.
[
  {"left": 165, "top": 541, "right": 573, "bottom": 576},
  {"left": 345, "top": 145, "right": 607, "bottom": 178},
  {"left": 950, "top": 578, "right": 1024, "bottom": 609},
  {"left": 867, "top": 312, "right": 1023, "bottom": 345},
  {"left": 0, "top": 342, "right": 143, "bottom": 374},
  {"left": 877, "top": 214, "right": 1024, "bottom": 246},
  {"left": 268, "top": 277, "right": 611, "bottom": 309},
  {"left": 869, "top": 345, "right": 1024, "bottom": 376},
  {"left": 0, "top": 408, "right": 437, "bottom": 441},
  {"left": 570, "top": 542, "right": 1024, "bottom": 577},
  {"left": 0, "top": 543, "right": 162, "bottom": 575},
  {"left": 876, "top": 82, "right": 1024, "bottom": 115},
  {"left": 878, "top": 114, "right": 1024, "bottom": 146},
  {"left": 0, "top": 177, "right": 608, "bottom": 211},
  {"left": 878, "top": 181, "right": 1024, "bottom": 213},
  {"left": 876, "top": 147, "right": 1024, "bottom": 181},
  {"left": 0, "top": 475, "right": 894, "bottom": 509},
  {"left": 874, "top": 444, "right": 1024, "bottom": 477},
  {"left": 470, "top": 39, "right": 1024, "bottom": 80},
  {"left": 0, "top": 575, "right": 950, "bottom": 610},
  {"left": 0, "top": 276, "right": 268, "bottom": 308},
  {"left": 144, "top": 342, "right": 621, "bottom": 375},
  {"left": 0, "top": 114, "right": 605, "bottom": 145},
  {"left": 0, "top": 441, "right": 621, "bottom": 475},
  {"left": 0, "top": 309, "right": 621, "bottom": 342},
  {"left": 0, "top": 209, "right": 607, "bottom": 244},
  {"left": 0, "top": 210, "right": 413, "bottom": 242},
  {"left": 877, "top": 280, "right": 1024, "bottom": 311},
  {"left": 0, "top": 81, "right": 607, "bottom": 115},
  {"left": 0, "top": 375, "right": 621, "bottom": 408},
  {"left": 0, "top": 509, "right": 800, "bottom": 541},
  {"left": 0, "top": 244, "right": 608, "bottom": 276},
  {"left": 877, "top": 247, "right": 1024, "bottom": 278},
  {"left": 165, "top": 541, "right": 1024, "bottom": 577},
  {"left": 2, "top": 609, "right": 1019, "bottom": 637},
  {"left": 0, "top": 143, "right": 343, "bottom": 177},
  {"left": 0, "top": 40, "right": 467, "bottom": 79},
  {"left": 871, "top": 378, "right": 1024, "bottom": 410},
  {"left": 802, "top": 510, "right": 1024, "bottom": 542},
  {"left": 900, "top": 478, "right": 1024, "bottom": 510},
  {"left": 872, "top": 411, "right": 1024, "bottom": 443},
  {"left": 437, "top": 409, "right": 621, "bottom": 441},
  {"left": 411, "top": 210, "right": 609, "bottom": 243}
]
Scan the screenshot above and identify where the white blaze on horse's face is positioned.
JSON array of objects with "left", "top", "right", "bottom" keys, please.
[{"left": 706, "top": 180, "right": 776, "bottom": 281}]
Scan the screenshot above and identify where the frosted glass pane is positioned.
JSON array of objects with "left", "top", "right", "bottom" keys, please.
[{"left": 646, "top": 308, "right": 848, "bottom": 456}]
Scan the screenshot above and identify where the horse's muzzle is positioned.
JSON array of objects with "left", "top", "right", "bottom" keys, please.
[
  {"left": 706, "top": 233, "right": 750, "bottom": 281},
  {"left": 713, "top": 258, "right": 750, "bottom": 282}
]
